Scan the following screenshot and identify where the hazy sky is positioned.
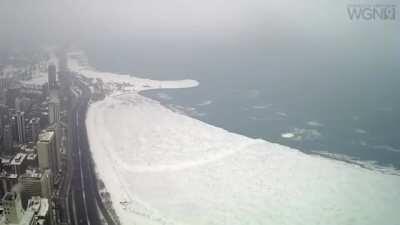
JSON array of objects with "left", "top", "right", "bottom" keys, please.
[
  {"left": 0, "top": 0, "right": 398, "bottom": 73},
  {"left": 1, "top": 0, "right": 398, "bottom": 44}
]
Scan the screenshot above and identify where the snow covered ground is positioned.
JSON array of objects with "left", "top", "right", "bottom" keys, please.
[{"left": 70, "top": 52, "right": 400, "bottom": 225}]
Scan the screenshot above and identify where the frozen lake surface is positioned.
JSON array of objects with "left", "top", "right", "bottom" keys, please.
[{"left": 70, "top": 52, "right": 400, "bottom": 225}]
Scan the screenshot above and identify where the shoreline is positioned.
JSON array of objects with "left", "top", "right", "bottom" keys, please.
[{"left": 69, "top": 51, "right": 400, "bottom": 225}]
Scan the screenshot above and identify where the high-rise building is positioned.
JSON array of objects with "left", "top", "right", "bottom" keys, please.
[
  {"left": 15, "top": 111, "right": 26, "bottom": 144},
  {"left": 26, "top": 196, "right": 50, "bottom": 225},
  {"left": 48, "top": 96, "right": 60, "bottom": 125},
  {"left": 0, "top": 115, "right": 2, "bottom": 138},
  {"left": 25, "top": 117, "right": 41, "bottom": 143},
  {"left": 48, "top": 64, "right": 57, "bottom": 90},
  {"left": 40, "top": 169, "right": 52, "bottom": 200},
  {"left": 0, "top": 104, "right": 7, "bottom": 121},
  {"left": 5, "top": 87, "right": 20, "bottom": 109},
  {"left": 36, "top": 131, "right": 57, "bottom": 173},
  {"left": 0, "top": 89, "right": 7, "bottom": 105},
  {"left": 1, "top": 191, "right": 50, "bottom": 225},
  {"left": 0, "top": 172, "right": 18, "bottom": 196},
  {"left": 2, "top": 124, "right": 13, "bottom": 153},
  {"left": 46, "top": 124, "right": 62, "bottom": 171},
  {"left": 10, "top": 115, "right": 18, "bottom": 143},
  {"left": 0, "top": 73, "right": 12, "bottom": 90},
  {"left": 1, "top": 192, "right": 24, "bottom": 224},
  {"left": 18, "top": 169, "right": 52, "bottom": 206},
  {"left": 14, "top": 97, "right": 31, "bottom": 113}
]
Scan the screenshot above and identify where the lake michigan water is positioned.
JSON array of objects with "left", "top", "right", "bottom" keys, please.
[{"left": 83, "top": 42, "right": 400, "bottom": 170}]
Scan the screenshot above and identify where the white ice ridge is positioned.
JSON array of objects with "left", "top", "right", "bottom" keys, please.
[
  {"left": 68, "top": 51, "right": 199, "bottom": 93},
  {"left": 71, "top": 52, "right": 400, "bottom": 225}
]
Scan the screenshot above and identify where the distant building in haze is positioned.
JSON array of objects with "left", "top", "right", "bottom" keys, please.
[
  {"left": 25, "top": 117, "right": 41, "bottom": 143},
  {"left": 48, "top": 95, "right": 60, "bottom": 125},
  {"left": 2, "top": 125, "right": 13, "bottom": 153},
  {"left": 47, "top": 64, "right": 57, "bottom": 90},
  {"left": 15, "top": 111, "right": 26, "bottom": 144}
]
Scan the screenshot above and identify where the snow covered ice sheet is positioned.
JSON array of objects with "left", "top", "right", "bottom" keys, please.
[{"left": 71, "top": 52, "right": 400, "bottom": 225}]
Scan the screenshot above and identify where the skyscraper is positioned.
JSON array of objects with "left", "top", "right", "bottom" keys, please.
[
  {"left": 18, "top": 169, "right": 52, "bottom": 205},
  {"left": 36, "top": 131, "right": 57, "bottom": 173},
  {"left": 1, "top": 192, "right": 24, "bottom": 224},
  {"left": 48, "top": 96, "right": 60, "bottom": 125},
  {"left": 10, "top": 115, "right": 18, "bottom": 142},
  {"left": 2, "top": 124, "right": 13, "bottom": 153},
  {"left": 46, "top": 124, "right": 62, "bottom": 171},
  {"left": 1, "top": 191, "right": 50, "bottom": 225},
  {"left": 48, "top": 64, "right": 57, "bottom": 90},
  {"left": 15, "top": 111, "right": 26, "bottom": 144},
  {"left": 26, "top": 117, "right": 41, "bottom": 143}
]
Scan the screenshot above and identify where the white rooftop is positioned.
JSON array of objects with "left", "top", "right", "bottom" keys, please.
[
  {"left": 21, "top": 169, "right": 42, "bottom": 179},
  {"left": 38, "top": 131, "right": 54, "bottom": 142},
  {"left": 10, "top": 153, "right": 27, "bottom": 166}
]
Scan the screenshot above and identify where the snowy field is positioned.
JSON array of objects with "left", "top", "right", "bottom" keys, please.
[{"left": 70, "top": 52, "right": 400, "bottom": 225}]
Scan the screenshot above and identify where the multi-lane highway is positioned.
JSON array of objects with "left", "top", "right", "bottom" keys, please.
[{"left": 62, "top": 74, "right": 116, "bottom": 225}]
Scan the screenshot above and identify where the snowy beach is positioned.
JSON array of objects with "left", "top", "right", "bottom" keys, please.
[{"left": 69, "top": 52, "right": 400, "bottom": 225}]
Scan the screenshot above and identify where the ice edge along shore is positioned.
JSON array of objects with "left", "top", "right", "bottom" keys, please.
[{"left": 68, "top": 51, "right": 400, "bottom": 225}]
